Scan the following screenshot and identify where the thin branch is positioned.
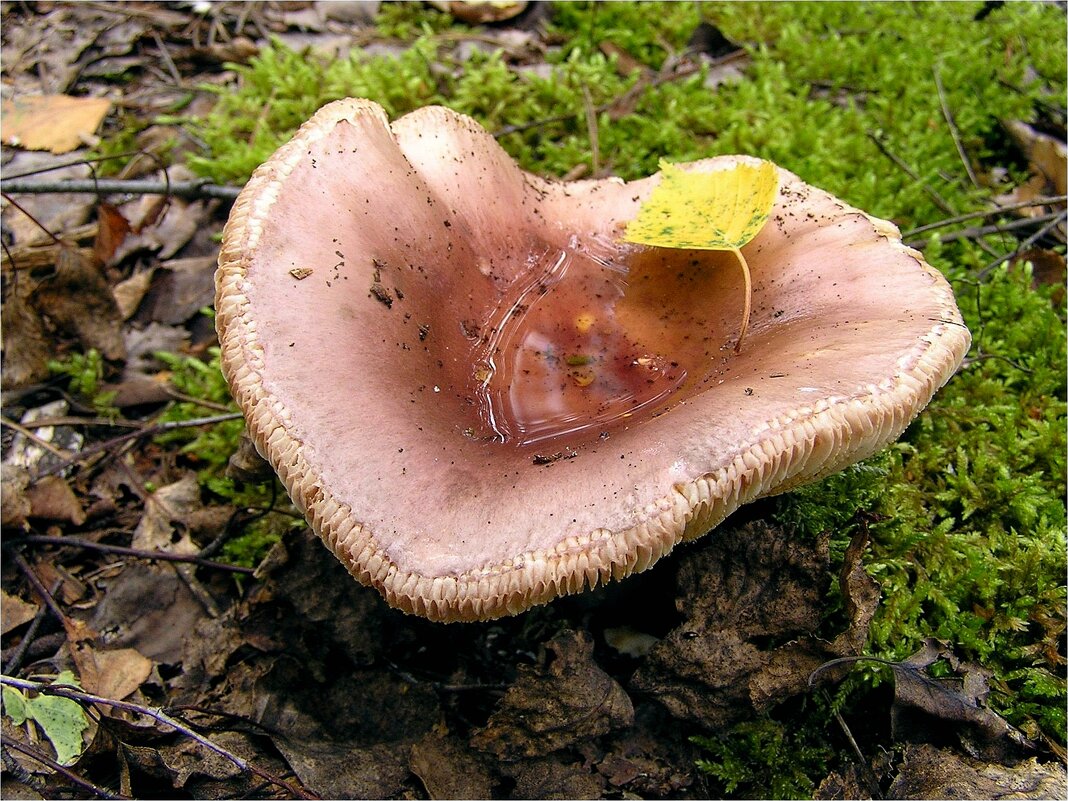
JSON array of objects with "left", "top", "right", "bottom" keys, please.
[
  {"left": 1, "top": 414, "right": 142, "bottom": 430},
  {"left": 13, "top": 535, "right": 256, "bottom": 575},
  {"left": 11, "top": 553, "right": 68, "bottom": 625},
  {"left": 0, "top": 676, "right": 317, "bottom": 800},
  {"left": 494, "top": 60, "right": 703, "bottom": 138},
  {"left": 0, "top": 416, "right": 71, "bottom": 458},
  {"left": 906, "top": 210, "right": 1064, "bottom": 248},
  {"left": 31, "top": 411, "right": 244, "bottom": 482},
  {"left": 3, "top": 580, "right": 63, "bottom": 674},
  {"left": 580, "top": 84, "right": 600, "bottom": 175},
  {"left": 932, "top": 64, "right": 980, "bottom": 188},
  {"left": 0, "top": 177, "right": 242, "bottom": 201},
  {"left": 866, "top": 131, "right": 956, "bottom": 215},
  {"left": 977, "top": 210, "right": 1068, "bottom": 279},
  {"left": 0, "top": 736, "right": 130, "bottom": 800},
  {"left": 901, "top": 194, "right": 1068, "bottom": 238}
]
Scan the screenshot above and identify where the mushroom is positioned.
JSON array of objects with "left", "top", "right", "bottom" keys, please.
[{"left": 215, "top": 99, "right": 970, "bottom": 622}]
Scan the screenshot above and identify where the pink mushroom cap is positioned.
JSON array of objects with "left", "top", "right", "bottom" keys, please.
[{"left": 215, "top": 98, "right": 971, "bottom": 622}]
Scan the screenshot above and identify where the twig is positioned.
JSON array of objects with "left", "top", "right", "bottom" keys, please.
[
  {"left": 906, "top": 210, "right": 1064, "bottom": 248},
  {"left": 901, "top": 194, "right": 1068, "bottom": 238},
  {"left": 163, "top": 387, "right": 235, "bottom": 412},
  {"left": 0, "top": 736, "right": 130, "bottom": 800},
  {"left": 30, "top": 411, "right": 244, "bottom": 482},
  {"left": 13, "top": 535, "right": 256, "bottom": 575},
  {"left": 0, "top": 416, "right": 71, "bottom": 459},
  {"left": 150, "top": 29, "right": 183, "bottom": 87},
  {"left": 1, "top": 414, "right": 142, "bottom": 430},
  {"left": 866, "top": 131, "right": 956, "bottom": 215},
  {"left": 581, "top": 84, "right": 600, "bottom": 175},
  {"left": 0, "top": 193, "right": 64, "bottom": 245},
  {"left": 816, "top": 687, "right": 884, "bottom": 800},
  {"left": 3, "top": 580, "right": 63, "bottom": 674},
  {"left": 976, "top": 210, "right": 1067, "bottom": 278},
  {"left": 0, "top": 177, "right": 242, "bottom": 201},
  {"left": 0, "top": 676, "right": 318, "bottom": 800},
  {"left": 494, "top": 60, "right": 703, "bottom": 138},
  {"left": 932, "top": 64, "right": 980, "bottom": 188},
  {"left": 11, "top": 553, "right": 68, "bottom": 625}
]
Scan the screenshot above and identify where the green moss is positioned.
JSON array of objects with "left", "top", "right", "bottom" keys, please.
[
  {"left": 154, "top": 346, "right": 304, "bottom": 566},
  {"left": 48, "top": 349, "right": 118, "bottom": 418},
  {"left": 693, "top": 713, "right": 835, "bottom": 799}
]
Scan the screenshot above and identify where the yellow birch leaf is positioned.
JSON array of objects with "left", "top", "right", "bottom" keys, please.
[
  {"left": 622, "top": 159, "right": 778, "bottom": 251},
  {"left": 621, "top": 159, "right": 779, "bottom": 352}
]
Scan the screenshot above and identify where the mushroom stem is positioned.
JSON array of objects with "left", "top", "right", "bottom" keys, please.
[{"left": 730, "top": 246, "right": 752, "bottom": 353}]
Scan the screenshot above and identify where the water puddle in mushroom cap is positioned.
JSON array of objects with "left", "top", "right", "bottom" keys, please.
[{"left": 468, "top": 234, "right": 732, "bottom": 446}]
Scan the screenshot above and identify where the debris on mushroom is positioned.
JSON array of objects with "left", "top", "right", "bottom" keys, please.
[{"left": 215, "top": 98, "right": 971, "bottom": 622}]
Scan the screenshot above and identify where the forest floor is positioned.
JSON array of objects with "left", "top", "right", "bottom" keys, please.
[{"left": 1, "top": 2, "right": 1066, "bottom": 799}]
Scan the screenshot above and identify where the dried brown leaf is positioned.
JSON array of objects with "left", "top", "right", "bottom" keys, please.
[
  {"left": 0, "top": 278, "right": 55, "bottom": 388},
  {"left": 31, "top": 245, "right": 126, "bottom": 361},
  {"left": 632, "top": 522, "right": 878, "bottom": 728},
  {"left": 25, "top": 475, "right": 86, "bottom": 525},
  {"left": 131, "top": 474, "right": 201, "bottom": 555},
  {"left": 471, "top": 630, "right": 634, "bottom": 760},
  {"left": 0, "top": 95, "right": 112, "bottom": 154},
  {"left": 887, "top": 743, "right": 1066, "bottom": 800},
  {"left": 890, "top": 639, "right": 1037, "bottom": 761},
  {"left": 1, "top": 466, "right": 33, "bottom": 528},
  {"left": 410, "top": 732, "right": 496, "bottom": 800},
  {"left": 1, "top": 590, "right": 40, "bottom": 635}
]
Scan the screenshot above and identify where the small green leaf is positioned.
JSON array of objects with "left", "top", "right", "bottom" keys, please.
[
  {"left": 2, "top": 686, "right": 29, "bottom": 725},
  {"left": 2, "top": 672, "right": 91, "bottom": 766}
]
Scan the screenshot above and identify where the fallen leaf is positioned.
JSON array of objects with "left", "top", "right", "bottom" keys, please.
[
  {"left": 0, "top": 276, "right": 55, "bottom": 388},
  {"left": 1, "top": 590, "right": 40, "bottom": 635},
  {"left": 410, "top": 732, "right": 496, "bottom": 800},
  {"left": 623, "top": 159, "right": 778, "bottom": 349},
  {"left": 890, "top": 639, "right": 1036, "bottom": 761},
  {"left": 31, "top": 245, "right": 126, "bottom": 361},
  {"left": 131, "top": 474, "right": 201, "bottom": 555},
  {"left": 623, "top": 159, "right": 778, "bottom": 251},
  {"left": 1, "top": 95, "right": 111, "bottom": 154},
  {"left": 471, "top": 630, "right": 634, "bottom": 760},
  {"left": 25, "top": 475, "right": 86, "bottom": 525},
  {"left": 93, "top": 202, "right": 132, "bottom": 265},
  {"left": 83, "top": 648, "right": 154, "bottom": 701},
  {"left": 887, "top": 743, "right": 1066, "bottom": 800},
  {"left": 110, "top": 197, "right": 208, "bottom": 266},
  {"left": 1005, "top": 119, "right": 1067, "bottom": 196},
  {"left": 1, "top": 467, "right": 33, "bottom": 529},
  {"left": 112, "top": 268, "right": 156, "bottom": 320},
  {"left": 632, "top": 523, "right": 878, "bottom": 729},
  {"left": 0, "top": 150, "right": 95, "bottom": 247}
]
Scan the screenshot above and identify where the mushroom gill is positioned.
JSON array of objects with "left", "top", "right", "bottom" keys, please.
[{"left": 215, "top": 98, "right": 971, "bottom": 622}]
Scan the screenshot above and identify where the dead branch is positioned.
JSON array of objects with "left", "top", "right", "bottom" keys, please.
[
  {"left": 866, "top": 131, "right": 957, "bottom": 215},
  {"left": 977, "top": 210, "right": 1068, "bottom": 279},
  {"left": 902, "top": 194, "right": 1068, "bottom": 238},
  {"left": 932, "top": 64, "right": 980, "bottom": 188},
  {"left": 13, "top": 535, "right": 256, "bottom": 575},
  {"left": 30, "top": 411, "right": 244, "bottom": 482},
  {"left": 905, "top": 210, "right": 1066, "bottom": 248},
  {"left": 0, "top": 177, "right": 242, "bottom": 201}
]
